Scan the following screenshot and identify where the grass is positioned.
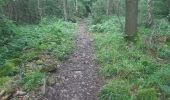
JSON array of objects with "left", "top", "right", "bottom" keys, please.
[
  {"left": 20, "top": 71, "right": 45, "bottom": 91},
  {"left": 99, "top": 79, "right": 130, "bottom": 100},
  {"left": 0, "top": 17, "right": 75, "bottom": 91},
  {"left": 89, "top": 16, "right": 170, "bottom": 100}
]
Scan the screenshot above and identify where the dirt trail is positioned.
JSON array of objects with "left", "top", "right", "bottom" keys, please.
[{"left": 45, "top": 20, "right": 101, "bottom": 100}]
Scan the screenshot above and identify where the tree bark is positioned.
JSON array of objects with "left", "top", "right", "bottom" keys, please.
[
  {"left": 145, "top": 0, "right": 153, "bottom": 28},
  {"left": 168, "top": 0, "right": 170, "bottom": 22},
  {"left": 125, "top": 0, "right": 138, "bottom": 41},
  {"left": 74, "top": 0, "right": 78, "bottom": 15},
  {"left": 38, "top": 0, "right": 42, "bottom": 21},
  {"left": 63, "top": 0, "right": 67, "bottom": 21},
  {"left": 113, "top": 0, "right": 124, "bottom": 31},
  {"left": 106, "top": 0, "right": 110, "bottom": 16}
]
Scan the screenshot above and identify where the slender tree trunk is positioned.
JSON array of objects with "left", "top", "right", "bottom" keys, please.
[
  {"left": 125, "top": 0, "right": 138, "bottom": 41},
  {"left": 106, "top": 0, "right": 110, "bottom": 16},
  {"left": 168, "top": 0, "right": 170, "bottom": 22},
  {"left": 74, "top": 0, "right": 78, "bottom": 15},
  {"left": 76, "top": 0, "right": 78, "bottom": 12},
  {"left": 38, "top": 0, "right": 42, "bottom": 20},
  {"left": 63, "top": 0, "right": 67, "bottom": 21},
  {"left": 145, "top": 0, "right": 153, "bottom": 28},
  {"left": 113, "top": 0, "right": 124, "bottom": 31}
]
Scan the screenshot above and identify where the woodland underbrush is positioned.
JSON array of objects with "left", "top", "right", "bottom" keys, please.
[
  {"left": 88, "top": 16, "right": 170, "bottom": 100},
  {"left": 0, "top": 17, "right": 75, "bottom": 93}
]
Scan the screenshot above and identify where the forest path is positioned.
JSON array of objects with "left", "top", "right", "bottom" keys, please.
[{"left": 45, "top": 20, "right": 101, "bottom": 100}]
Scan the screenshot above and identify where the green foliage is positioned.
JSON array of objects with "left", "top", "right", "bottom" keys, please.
[
  {"left": 21, "top": 51, "right": 38, "bottom": 61},
  {"left": 20, "top": 71, "right": 44, "bottom": 91},
  {"left": 40, "top": 20, "right": 75, "bottom": 59},
  {"left": 138, "top": 26, "right": 152, "bottom": 35},
  {"left": 90, "top": 0, "right": 125, "bottom": 24},
  {"left": 153, "top": 19, "right": 170, "bottom": 35},
  {"left": 0, "top": 18, "right": 75, "bottom": 66},
  {"left": 0, "top": 60, "right": 18, "bottom": 76},
  {"left": 89, "top": 16, "right": 124, "bottom": 32},
  {"left": 0, "top": 0, "right": 6, "bottom": 6},
  {"left": 90, "top": 15, "right": 170, "bottom": 99},
  {"left": 98, "top": 65, "right": 117, "bottom": 78},
  {"left": 99, "top": 80, "right": 130, "bottom": 100},
  {"left": 91, "top": 17, "right": 156, "bottom": 78},
  {"left": 153, "top": 0, "right": 170, "bottom": 17},
  {"left": 0, "top": 16, "right": 16, "bottom": 46},
  {"left": 91, "top": 0, "right": 108, "bottom": 23},
  {"left": 89, "top": 24, "right": 105, "bottom": 33},
  {"left": 147, "top": 65, "right": 170, "bottom": 95},
  {"left": 43, "top": 0, "right": 63, "bottom": 17},
  {"left": 136, "top": 88, "right": 158, "bottom": 100},
  {"left": 0, "top": 18, "right": 75, "bottom": 91},
  {"left": 0, "top": 77, "right": 10, "bottom": 86}
]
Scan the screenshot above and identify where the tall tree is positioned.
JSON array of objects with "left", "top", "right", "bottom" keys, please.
[
  {"left": 37, "top": 0, "right": 42, "bottom": 20},
  {"left": 74, "top": 0, "right": 78, "bottom": 15},
  {"left": 125, "top": 0, "right": 138, "bottom": 41},
  {"left": 106, "top": 0, "right": 110, "bottom": 16},
  {"left": 113, "top": 0, "right": 123, "bottom": 31},
  {"left": 145, "top": 0, "right": 153, "bottom": 28},
  {"left": 168, "top": 0, "right": 170, "bottom": 22},
  {"left": 63, "top": 0, "right": 67, "bottom": 20}
]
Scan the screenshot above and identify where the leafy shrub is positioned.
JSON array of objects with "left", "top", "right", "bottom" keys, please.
[
  {"left": 20, "top": 71, "right": 44, "bottom": 91},
  {"left": 138, "top": 26, "right": 152, "bottom": 35},
  {"left": 99, "top": 80, "right": 130, "bottom": 100},
  {"left": 46, "top": 20, "right": 74, "bottom": 59},
  {"left": 89, "top": 16, "right": 124, "bottom": 33},
  {"left": 89, "top": 24, "right": 105, "bottom": 33},
  {"left": 0, "top": 18, "right": 75, "bottom": 65},
  {"left": 21, "top": 50, "right": 38, "bottom": 61},
  {"left": 0, "top": 76, "right": 10, "bottom": 86},
  {"left": 136, "top": 88, "right": 158, "bottom": 100},
  {"left": 0, "top": 18, "right": 75, "bottom": 91},
  {"left": 98, "top": 65, "right": 117, "bottom": 78},
  {"left": 0, "top": 16, "right": 16, "bottom": 46},
  {"left": 147, "top": 65, "right": 170, "bottom": 97},
  {"left": 0, "top": 60, "right": 18, "bottom": 76},
  {"left": 90, "top": 15, "right": 170, "bottom": 99}
]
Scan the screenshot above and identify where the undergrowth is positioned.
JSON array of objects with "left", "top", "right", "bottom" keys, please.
[
  {"left": 0, "top": 17, "right": 75, "bottom": 91},
  {"left": 89, "top": 16, "right": 170, "bottom": 100}
]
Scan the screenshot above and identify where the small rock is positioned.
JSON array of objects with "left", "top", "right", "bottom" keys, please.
[
  {"left": 90, "top": 39, "right": 94, "bottom": 42},
  {"left": 47, "top": 77, "right": 56, "bottom": 86},
  {"left": 41, "top": 64, "right": 57, "bottom": 72},
  {"left": 23, "top": 95, "right": 30, "bottom": 99},
  {"left": 1, "top": 95, "right": 10, "bottom": 100},
  {"left": 36, "top": 60, "right": 44, "bottom": 65},
  {"left": 42, "top": 78, "right": 47, "bottom": 95},
  {"left": 0, "top": 90, "right": 5, "bottom": 97},
  {"left": 15, "top": 91, "right": 27, "bottom": 96},
  {"left": 82, "top": 82, "right": 85, "bottom": 85}
]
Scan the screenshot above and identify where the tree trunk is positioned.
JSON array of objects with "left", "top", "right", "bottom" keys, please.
[
  {"left": 74, "top": 0, "right": 78, "bottom": 15},
  {"left": 38, "top": 0, "right": 42, "bottom": 20},
  {"left": 113, "top": 0, "right": 124, "bottom": 31},
  {"left": 63, "top": 0, "right": 67, "bottom": 21},
  {"left": 106, "top": 0, "right": 110, "bottom": 16},
  {"left": 145, "top": 0, "right": 153, "bottom": 28},
  {"left": 125, "top": 0, "right": 138, "bottom": 41},
  {"left": 168, "top": 0, "right": 170, "bottom": 22}
]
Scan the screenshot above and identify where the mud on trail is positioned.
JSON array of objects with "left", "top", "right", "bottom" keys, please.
[{"left": 42, "top": 20, "right": 101, "bottom": 100}]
